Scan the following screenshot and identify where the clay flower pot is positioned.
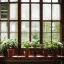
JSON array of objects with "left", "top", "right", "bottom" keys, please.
[{"left": 7, "top": 49, "right": 15, "bottom": 57}]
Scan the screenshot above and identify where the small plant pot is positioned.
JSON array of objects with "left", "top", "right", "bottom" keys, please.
[
  {"left": 7, "top": 49, "right": 15, "bottom": 57},
  {"left": 33, "top": 50, "right": 38, "bottom": 56},
  {"left": 51, "top": 49, "right": 58, "bottom": 56},
  {"left": 42, "top": 49, "right": 48, "bottom": 56},
  {"left": 2, "top": 49, "right": 8, "bottom": 56},
  {"left": 23, "top": 49, "right": 30, "bottom": 57}
]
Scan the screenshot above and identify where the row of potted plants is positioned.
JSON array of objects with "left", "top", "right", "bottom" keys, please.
[
  {"left": 0, "top": 38, "right": 63, "bottom": 57},
  {"left": 22, "top": 41, "right": 63, "bottom": 57}
]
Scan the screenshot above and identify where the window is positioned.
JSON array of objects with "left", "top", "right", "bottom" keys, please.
[{"left": 0, "top": 0, "right": 61, "bottom": 48}]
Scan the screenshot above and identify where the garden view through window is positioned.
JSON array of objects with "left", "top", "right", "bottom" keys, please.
[{"left": 0, "top": 0, "right": 61, "bottom": 48}]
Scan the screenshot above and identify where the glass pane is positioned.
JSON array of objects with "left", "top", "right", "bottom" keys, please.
[
  {"left": 43, "top": 4, "right": 51, "bottom": 20},
  {"left": 21, "top": 32, "right": 29, "bottom": 42},
  {"left": 1, "top": 0, "right": 8, "bottom": 2},
  {"left": 21, "top": 22, "right": 29, "bottom": 32},
  {"left": 52, "top": 4, "right": 60, "bottom": 20},
  {"left": 52, "top": 33, "right": 60, "bottom": 42},
  {"left": 21, "top": 4, "right": 29, "bottom": 20},
  {"left": 31, "top": 22, "right": 40, "bottom": 32},
  {"left": 10, "top": 22, "right": 18, "bottom": 32},
  {"left": 21, "top": 22, "right": 29, "bottom": 42},
  {"left": 43, "top": 22, "right": 51, "bottom": 32},
  {"left": 1, "top": 33, "right": 8, "bottom": 40},
  {"left": 10, "top": 4, "right": 18, "bottom": 20},
  {"left": 21, "top": 0, "right": 29, "bottom": 2},
  {"left": 1, "top": 4, "right": 8, "bottom": 20},
  {"left": 31, "top": 0, "right": 39, "bottom": 2},
  {"left": 43, "top": 0, "right": 51, "bottom": 2},
  {"left": 43, "top": 33, "right": 51, "bottom": 42},
  {"left": 10, "top": 33, "right": 18, "bottom": 39},
  {"left": 10, "top": 0, "right": 18, "bottom": 2},
  {"left": 52, "top": 22, "right": 60, "bottom": 32},
  {"left": 52, "top": 0, "right": 58, "bottom": 2},
  {"left": 31, "top": 22, "right": 40, "bottom": 41},
  {"left": 31, "top": 4, "right": 40, "bottom": 20},
  {"left": 31, "top": 32, "right": 40, "bottom": 42},
  {"left": 1, "top": 22, "right": 7, "bottom": 32}
]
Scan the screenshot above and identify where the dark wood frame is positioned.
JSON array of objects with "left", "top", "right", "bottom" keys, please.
[{"left": 0, "top": 0, "right": 63, "bottom": 55}]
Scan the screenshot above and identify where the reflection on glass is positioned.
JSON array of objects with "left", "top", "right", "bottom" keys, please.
[
  {"left": 21, "top": 22, "right": 29, "bottom": 32},
  {"left": 52, "top": 0, "right": 58, "bottom": 2},
  {"left": 10, "top": 0, "right": 18, "bottom": 2},
  {"left": 52, "top": 22, "right": 60, "bottom": 32},
  {"left": 43, "top": 22, "right": 51, "bottom": 32},
  {"left": 52, "top": 33, "right": 60, "bottom": 42},
  {"left": 1, "top": 22, "right": 7, "bottom": 32},
  {"left": 52, "top": 4, "right": 60, "bottom": 20},
  {"left": 21, "top": 32, "right": 29, "bottom": 42},
  {"left": 10, "top": 22, "right": 18, "bottom": 32},
  {"left": 31, "top": 22, "right": 40, "bottom": 32},
  {"left": 1, "top": 33, "right": 8, "bottom": 40},
  {"left": 10, "top": 4, "right": 18, "bottom": 20},
  {"left": 43, "top": 4, "right": 51, "bottom": 20},
  {"left": 1, "top": 0, "right": 8, "bottom": 2},
  {"left": 31, "top": 32, "right": 40, "bottom": 42},
  {"left": 31, "top": 0, "right": 39, "bottom": 2},
  {"left": 1, "top": 4, "right": 8, "bottom": 20},
  {"left": 43, "top": 0, "right": 51, "bottom": 2},
  {"left": 10, "top": 33, "right": 18, "bottom": 39},
  {"left": 31, "top": 22, "right": 40, "bottom": 41},
  {"left": 21, "top": 4, "right": 29, "bottom": 20},
  {"left": 21, "top": 0, "right": 29, "bottom": 2},
  {"left": 21, "top": 22, "right": 29, "bottom": 42},
  {"left": 31, "top": 4, "right": 40, "bottom": 20},
  {"left": 43, "top": 33, "right": 51, "bottom": 42}
]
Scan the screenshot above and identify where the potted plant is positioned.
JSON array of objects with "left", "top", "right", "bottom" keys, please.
[
  {"left": 50, "top": 42, "right": 63, "bottom": 56},
  {"left": 41, "top": 42, "right": 51, "bottom": 56},
  {"left": 22, "top": 41, "right": 31, "bottom": 57},
  {"left": 2, "top": 38, "right": 18, "bottom": 57},
  {"left": 31, "top": 41, "right": 40, "bottom": 56}
]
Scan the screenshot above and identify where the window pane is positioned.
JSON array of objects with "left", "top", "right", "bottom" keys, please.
[
  {"left": 43, "top": 22, "right": 51, "bottom": 32},
  {"left": 31, "top": 0, "right": 39, "bottom": 2},
  {"left": 1, "top": 0, "right": 8, "bottom": 2},
  {"left": 52, "top": 4, "right": 60, "bottom": 20},
  {"left": 10, "top": 4, "right": 18, "bottom": 20},
  {"left": 21, "top": 22, "right": 29, "bottom": 32},
  {"left": 21, "top": 0, "right": 29, "bottom": 2},
  {"left": 52, "top": 22, "right": 60, "bottom": 32},
  {"left": 10, "top": 22, "right": 18, "bottom": 32},
  {"left": 0, "top": 4, "right": 8, "bottom": 20},
  {"left": 43, "top": 33, "right": 51, "bottom": 42},
  {"left": 1, "top": 22, "right": 7, "bottom": 32},
  {"left": 1, "top": 33, "right": 8, "bottom": 40},
  {"left": 31, "top": 22, "right": 40, "bottom": 41},
  {"left": 21, "top": 22, "right": 29, "bottom": 42},
  {"left": 21, "top": 4, "right": 29, "bottom": 20},
  {"left": 10, "top": 0, "right": 18, "bottom": 2},
  {"left": 43, "top": 4, "right": 51, "bottom": 20},
  {"left": 31, "top": 32, "right": 40, "bottom": 42},
  {"left": 31, "top": 4, "right": 40, "bottom": 20},
  {"left": 52, "top": 0, "right": 58, "bottom": 2},
  {"left": 21, "top": 32, "right": 29, "bottom": 42},
  {"left": 10, "top": 33, "right": 18, "bottom": 39},
  {"left": 52, "top": 33, "right": 60, "bottom": 42},
  {"left": 43, "top": 0, "right": 51, "bottom": 2}
]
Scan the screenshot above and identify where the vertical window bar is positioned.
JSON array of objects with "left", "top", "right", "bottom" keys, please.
[
  {"left": 40, "top": 0, "right": 43, "bottom": 44},
  {"left": 29, "top": 0, "right": 31, "bottom": 41}
]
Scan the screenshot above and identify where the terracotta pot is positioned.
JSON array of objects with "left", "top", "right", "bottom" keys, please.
[
  {"left": 42, "top": 49, "right": 48, "bottom": 56},
  {"left": 7, "top": 49, "right": 15, "bottom": 57},
  {"left": 23, "top": 49, "right": 30, "bottom": 57},
  {"left": 51, "top": 49, "right": 58, "bottom": 56}
]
